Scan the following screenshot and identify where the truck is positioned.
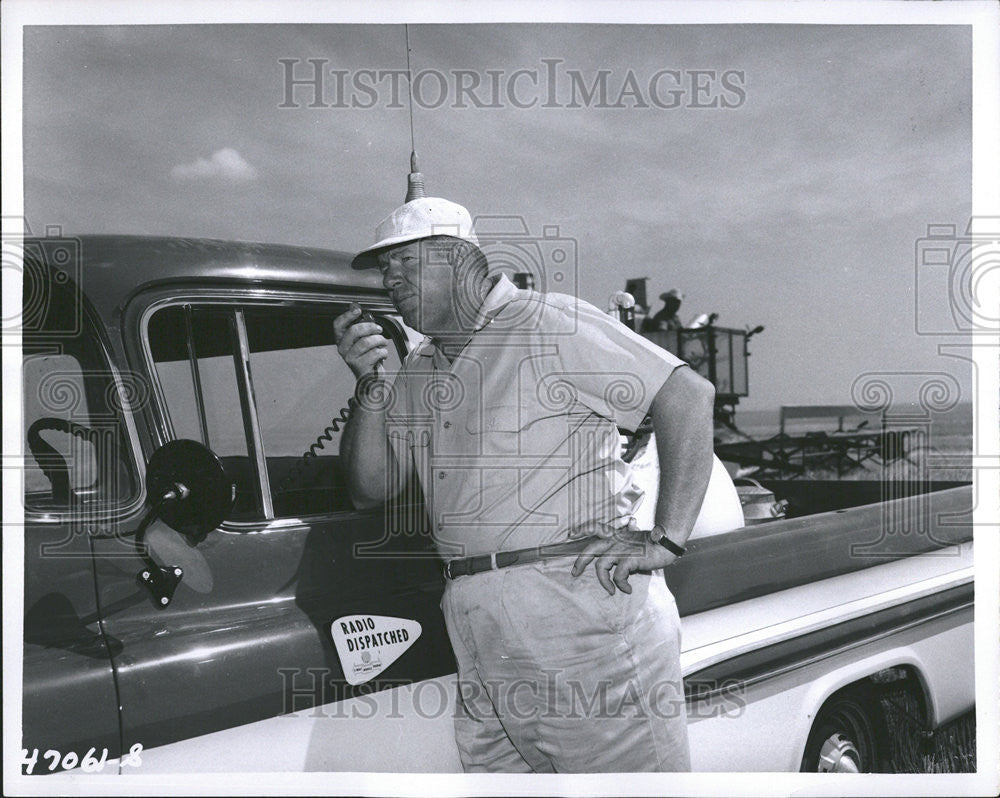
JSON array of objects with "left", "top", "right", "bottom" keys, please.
[{"left": 16, "top": 233, "right": 974, "bottom": 775}]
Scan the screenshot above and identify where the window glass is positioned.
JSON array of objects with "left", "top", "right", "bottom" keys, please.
[
  {"left": 245, "top": 307, "right": 402, "bottom": 518},
  {"left": 678, "top": 329, "right": 711, "bottom": 382},
  {"left": 22, "top": 289, "right": 139, "bottom": 512},
  {"left": 732, "top": 333, "right": 748, "bottom": 396},
  {"left": 147, "top": 303, "right": 404, "bottom": 521},
  {"left": 714, "top": 332, "right": 733, "bottom": 395},
  {"left": 148, "top": 307, "right": 257, "bottom": 519}
]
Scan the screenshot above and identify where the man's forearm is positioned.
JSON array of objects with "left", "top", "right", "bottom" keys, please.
[
  {"left": 650, "top": 367, "right": 715, "bottom": 547},
  {"left": 340, "top": 379, "right": 394, "bottom": 508}
]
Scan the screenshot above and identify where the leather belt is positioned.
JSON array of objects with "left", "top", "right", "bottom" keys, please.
[{"left": 443, "top": 536, "right": 594, "bottom": 580}]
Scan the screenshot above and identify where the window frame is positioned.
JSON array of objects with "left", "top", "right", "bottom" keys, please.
[
  {"left": 135, "top": 289, "right": 409, "bottom": 530},
  {"left": 22, "top": 287, "right": 146, "bottom": 524}
]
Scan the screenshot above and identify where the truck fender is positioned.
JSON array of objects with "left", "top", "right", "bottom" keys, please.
[{"left": 796, "top": 649, "right": 930, "bottom": 762}]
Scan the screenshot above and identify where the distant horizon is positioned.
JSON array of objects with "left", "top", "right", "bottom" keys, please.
[
  {"left": 737, "top": 400, "right": 975, "bottom": 413},
  {"left": 730, "top": 401, "right": 974, "bottom": 441}
]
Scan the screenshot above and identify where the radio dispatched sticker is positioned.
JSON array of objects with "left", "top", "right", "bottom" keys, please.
[{"left": 330, "top": 615, "right": 422, "bottom": 686}]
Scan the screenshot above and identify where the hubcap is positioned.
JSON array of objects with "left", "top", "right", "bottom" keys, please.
[{"left": 817, "top": 733, "right": 861, "bottom": 772}]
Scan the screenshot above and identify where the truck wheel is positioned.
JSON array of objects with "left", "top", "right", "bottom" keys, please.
[{"left": 801, "top": 686, "right": 888, "bottom": 772}]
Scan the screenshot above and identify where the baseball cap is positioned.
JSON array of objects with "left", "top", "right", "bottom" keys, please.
[
  {"left": 351, "top": 197, "right": 479, "bottom": 270},
  {"left": 659, "top": 289, "right": 684, "bottom": 302}
]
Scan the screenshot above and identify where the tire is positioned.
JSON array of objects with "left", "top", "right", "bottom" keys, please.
[{"left": 801, "top": 686, "right": 889, "bottom": 772}]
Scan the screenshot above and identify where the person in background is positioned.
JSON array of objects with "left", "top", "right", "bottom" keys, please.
[{"left": 641, "top": 288, "right": 685, "bottom": 332}]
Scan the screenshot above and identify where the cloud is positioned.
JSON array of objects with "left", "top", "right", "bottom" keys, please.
[{"left": 171, "top": 148, "right": 258, "bottom": 182}]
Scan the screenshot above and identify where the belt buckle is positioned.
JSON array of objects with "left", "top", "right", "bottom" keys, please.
[
  {"left": 443, "top": 561, "right": 453, "bottom": 580},
  {"left": 490, "top": 552, "right": 498, "bottom": 571}
]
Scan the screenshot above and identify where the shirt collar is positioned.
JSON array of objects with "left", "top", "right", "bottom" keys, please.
[
  {"left": 410, "top": 273, "right": 519, "bottom": 360},
  {"left": 473, "top": 273, "right": 518, "bottom": 331}
]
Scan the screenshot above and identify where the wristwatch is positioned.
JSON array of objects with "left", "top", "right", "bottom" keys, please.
[{"left": 649, "top": 525, "right": 686, "bottom": 557}]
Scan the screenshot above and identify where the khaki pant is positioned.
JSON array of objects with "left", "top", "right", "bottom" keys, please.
[{"left": 442, "top": 558, "right": 691, "bottom": 772}]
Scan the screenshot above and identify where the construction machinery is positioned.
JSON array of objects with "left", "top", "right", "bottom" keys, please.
[{"left": 618, "top": 281, "right": 916, "bottom": 480}]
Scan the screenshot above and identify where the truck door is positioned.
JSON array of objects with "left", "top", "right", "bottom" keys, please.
[
  {"left": 21, "top": 267, "right": 142, "bottom": 772},
  {"left": 90, "top": 292, "right": 456, "bottom": 771}
]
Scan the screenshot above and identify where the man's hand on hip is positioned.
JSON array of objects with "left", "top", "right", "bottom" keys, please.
[{"left": 569, "top": 520, "right": 678, "bottom": 595}]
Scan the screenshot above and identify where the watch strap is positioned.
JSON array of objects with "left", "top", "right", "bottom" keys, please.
[{"left": 650, "top": 526, "right": 686, "bottom": 557}]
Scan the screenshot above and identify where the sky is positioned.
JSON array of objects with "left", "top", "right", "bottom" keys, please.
[{"left": 21, "top": 21, "right": 973, "bottom": 411}]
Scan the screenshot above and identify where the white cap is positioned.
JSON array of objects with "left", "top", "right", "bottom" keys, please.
[
  {"left": 608, "top": 291, "right": 636, "bottom": 311},
  {"left": 351, "top": 197, "right": 479, "bottom": 270}
]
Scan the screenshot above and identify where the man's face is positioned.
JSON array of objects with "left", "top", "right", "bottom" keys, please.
[{"left": 377, "top": 240, "right": 456, "bottom": 334}]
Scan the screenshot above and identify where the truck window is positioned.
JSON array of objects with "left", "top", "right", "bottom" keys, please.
[
  {"left": 243, "top": 307, "right": 402, "bottom": 518},
  {"left": 22, "top": 282, "right": 139, "bottom": 513},
  {"left": 146, "top": 303, "right": 403, "bottom": 522},
  {"left": 147, "top": 306, "right": 259, "bottom": 520}
]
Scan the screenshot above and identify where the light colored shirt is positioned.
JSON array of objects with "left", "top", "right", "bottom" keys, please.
[{"left": 386, "top": 274, "right": 685, "bottom": 559}]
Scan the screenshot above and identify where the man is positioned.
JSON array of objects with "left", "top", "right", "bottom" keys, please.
[
  {"left": 336, "top": 192, "right": 714, "bottom": 773},
  {"left": 640, "top": 288, "right": 685, "bottom": 332}
]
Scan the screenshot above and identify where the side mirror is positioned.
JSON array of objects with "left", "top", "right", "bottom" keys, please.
[
  {"left": 147, "top": 439, "right": 235, "bottom": 543},
  {"left": 135, "top": 440, "right": 235, "bottom": 607}
]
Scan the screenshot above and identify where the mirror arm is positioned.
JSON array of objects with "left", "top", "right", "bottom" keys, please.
[
  {"left": 131, "top": 439, "right": 233, "bottom": 608},
  {"left": 134, "top": 486, "right": 188, "bottom": 609}
]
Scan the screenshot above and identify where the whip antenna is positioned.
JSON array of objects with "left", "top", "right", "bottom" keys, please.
[{"left": 404, "top": 24, "right": 425, "bottom": 202}]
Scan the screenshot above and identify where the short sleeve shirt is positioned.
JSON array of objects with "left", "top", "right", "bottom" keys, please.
[{"left": 385, "top": 274, "right": 685, "bottom": 559}]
